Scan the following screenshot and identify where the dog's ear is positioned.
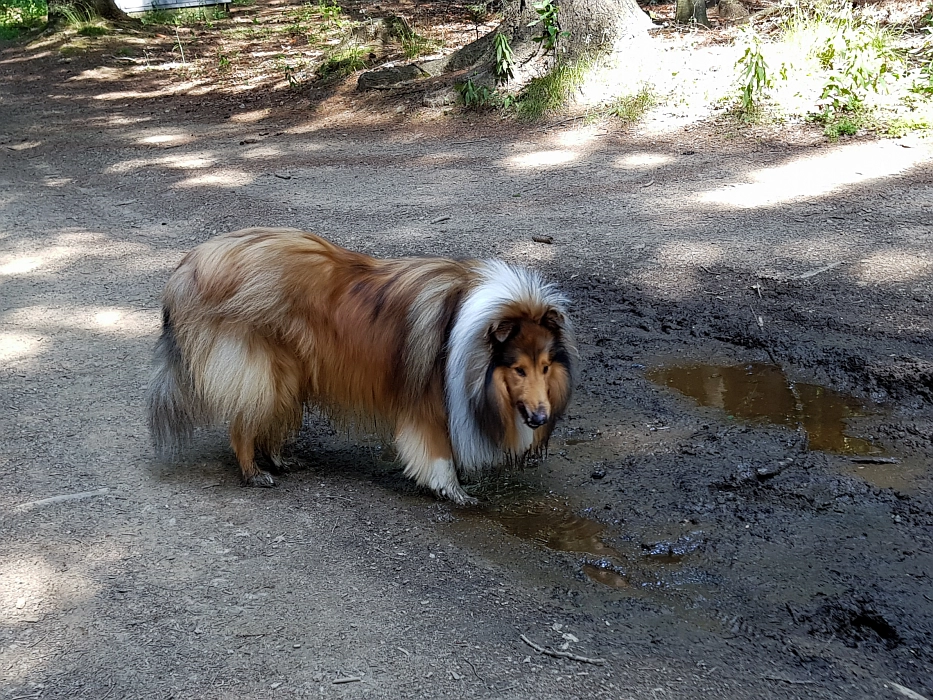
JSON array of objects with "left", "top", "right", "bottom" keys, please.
[
  {"left": 541, "top": 308, "right": 566, "bottom": 332},
  {"left": 489, "top": 320, "right": 516, "bottom": 344}
]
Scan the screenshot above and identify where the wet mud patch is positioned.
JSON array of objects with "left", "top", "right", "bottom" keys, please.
[
  {"left": 806, "top": 594, "right": 904, "bottom": 651},
  {"left": 840, "top": 456, "right": 931, "bottom": 492},
  {"left": 455, "top": 494, "right": 712, "bottom": 596}
]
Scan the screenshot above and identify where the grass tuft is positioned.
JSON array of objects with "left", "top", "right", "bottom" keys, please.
[
  {"left": 318, "top": 44, "right": 369, "bottom": 79},
  {"left": 605, "top": 85, "right": 657, "bottom": 124},
  {"left": 515, "top": 59, "right": 589, "bottom": 120}
]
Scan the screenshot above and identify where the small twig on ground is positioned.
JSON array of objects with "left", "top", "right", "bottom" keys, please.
[
  {"left": 795, "top": 261, "right": 844, "bottom": 280},
  {"left": 174, "top": 26, "right": 187, "bottom": 66},
  {"left": 15, "top": 488, "right": 110, "bottom": 512},
  {"left": 430, "top": 216, "right": 451, "bottom": 224},
  {"left": 464, "top": 657, "right": 485, "bottom": 682},
  {"left": 520, "top": 634, "right": 606, "bottom": 665},
  {"left": 332, "top": 676, "right": 363, "bottom": 684},
  {"left": 100, "top": 678, "right": 116, "bottom": 700},
  {"left": 850, "top": 456, "right": 899, "bottom": 464}
]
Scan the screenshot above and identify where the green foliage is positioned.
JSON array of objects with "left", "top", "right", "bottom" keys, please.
[
  {"left": 456, "top": 78, "right": 517, "bottom": 110},
  {"left": 388, "top": 18, "right": 441, "bottom": 60},
  {"left": 886, "top": 113, "right": 932, "bottom": 136},
  {"left": 726, "top": 0, "right": 927, "bottom": 137},
  {"left": 911, "top": 60, "right": 933, "bottom": 95},
  {"left": 528, "top": 0, "right": 567, "bottom": 54},
  {"left": 811, "top": 8, "right": 899, "bottom": 118},
  {"left": 140, "top": 5, "right": 227, "bottom": 27},
  {"left": 816, "top": 112, "right": 861, "bottom": 139},
  {"left": 76, "top": 22, "right": 107, "bottom": 35},
  {"left": 515, "top": 59, "right": 587, "bottom": 119},
  {"left": 807, "top": 94, "right": 865, "bottom": 139},
  {"left": 457, "top": 79, "right": 496, "bottom": 108},
  {"left": 467, "top": 2, "right": 494, "bottom": 24},
  {"left": 0, "top": 0, "right": 46, "bottom": 39},
  {"left": 177, "top": 5, "right": 225, "bottom": 26},
  {"left": 775, "top": 2, "right": 901, "bottom": 123},
  {"left": 605, "top": 85, "right": 657, "bottom": 124},
  {"left": 286, "top": 1, "right": 344, "bottom": 35},
  {"left": 493, "top": 32, "right": 514, "bottom": 84},
  {"left": 138, "top": 9, "right": 173, "bottom": 25},
  {"left": 53, "top": 4, "right": 112, "bottom": 37},
  {"left": 276, "top": 55, "right": 302, "bottom": 88},
  {"left": 920, "top": 1, "right": 932, "bottom": 27},
  {"left": 318, "top": 44, "right": 368, "bottom": 79},
  {"left": 735, "top": 29, "right": 773, "bottom": 114}
]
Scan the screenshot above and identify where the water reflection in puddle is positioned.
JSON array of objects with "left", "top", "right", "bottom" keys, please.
[
  {"left": 493, "top": 501, "right": 621, "bottom": 559},
  {"left": 648, "top": 362, "right": 879, "bottom": 455},
  {"left": 477, "top": 500, "right": 703, "bottom": 592}
]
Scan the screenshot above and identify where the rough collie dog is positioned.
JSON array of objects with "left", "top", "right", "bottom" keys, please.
[{"left": 147, "top": 227, "right": 576, "bottom": 504}]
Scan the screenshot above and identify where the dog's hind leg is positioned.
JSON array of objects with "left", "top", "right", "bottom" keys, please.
[
  {"left": 230, "top": 417, "right": 276, "bottom": 487},
  {"left": 265, "top": 449, "right": 296, "bottom": 474},
  {"left": 395, "top": 422, "right": 477, "bottom": 505},
  {"left": 257, "top": 367, "right": 305, "bottom": 475}
]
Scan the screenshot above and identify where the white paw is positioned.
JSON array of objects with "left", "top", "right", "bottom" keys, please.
[{"left": 439, "top": 484, "right": 479, "bottom": 506}]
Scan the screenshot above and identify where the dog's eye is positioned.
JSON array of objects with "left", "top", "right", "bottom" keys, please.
[
  {"left": 515, "top": 367, "right": 526, "bottom": 377},
  {"left": 542, "top": 365, "right": 549, "bottom": 374}
]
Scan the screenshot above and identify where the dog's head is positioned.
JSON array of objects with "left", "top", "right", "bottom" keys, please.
[{"left": 489, "top": 308, "right": 573, "bottom": 430}]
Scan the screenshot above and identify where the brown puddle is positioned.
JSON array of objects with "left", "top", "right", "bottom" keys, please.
[
  {"left": 842, "top": 457, "right": 928, "bottom": 492},
  {"left": 493, "top": 501, "right": 623, "bottom": 560},
  {"left": 648, "top": 362, "right": 880, "bottom": 455},
  {"left": 479, "top": 500, "right": 703, "bottom": 591}
]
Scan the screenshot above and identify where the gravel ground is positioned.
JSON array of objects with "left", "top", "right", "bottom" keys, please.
[{"left": 1, "top": 23, "right": 932, "bottom": 700}]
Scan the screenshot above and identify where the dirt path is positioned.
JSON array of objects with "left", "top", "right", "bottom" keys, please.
[{"left": 1, "top": 34, "right": 932, "bottom": 700}]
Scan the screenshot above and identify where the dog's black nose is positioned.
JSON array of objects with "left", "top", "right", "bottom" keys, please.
[{"left": 527, "top": 410, "right": 548, "bottom": 428}]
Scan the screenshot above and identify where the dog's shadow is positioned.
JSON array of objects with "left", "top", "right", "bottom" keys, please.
[
  {"left": 148, "top": 422, "right": 427, "bottom": 501},
  {"left": 149, "top": 431, "right": 545, "bottom": 507},
  {"left": 149, "top": 411, "right": 551, "bottom": 504}
]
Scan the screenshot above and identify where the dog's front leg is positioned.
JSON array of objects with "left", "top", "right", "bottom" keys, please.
[{"left": 395, "top": 423, "right": 477, "bottom": 505}]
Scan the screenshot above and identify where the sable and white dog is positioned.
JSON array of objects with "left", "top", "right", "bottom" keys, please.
[{"left": 147, "top": 228, "right": 576, "bottom": 504}]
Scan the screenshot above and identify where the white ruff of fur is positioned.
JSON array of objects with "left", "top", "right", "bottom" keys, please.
[{"left": 445, "top": 260, "right": 569, "bottom": 472}]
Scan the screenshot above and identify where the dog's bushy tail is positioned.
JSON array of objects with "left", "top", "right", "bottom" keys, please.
[{"left": 147, "top": 308, "right": 200, "bottom": 457}]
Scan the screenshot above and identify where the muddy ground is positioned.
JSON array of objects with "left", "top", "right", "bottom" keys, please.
[{"left": 2, "top": 11, "right": 933, "bottom": 700}]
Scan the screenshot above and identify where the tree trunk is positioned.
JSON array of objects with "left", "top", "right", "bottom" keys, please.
[
  {"left": 358, "top": 0, "right": 653, "bottom": 91},
  {"left": 674, "top": 0, "right": 711, "bottom": 27},
  {"left": 48, "top": 0, "right": 132, "bottom": 25}
]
